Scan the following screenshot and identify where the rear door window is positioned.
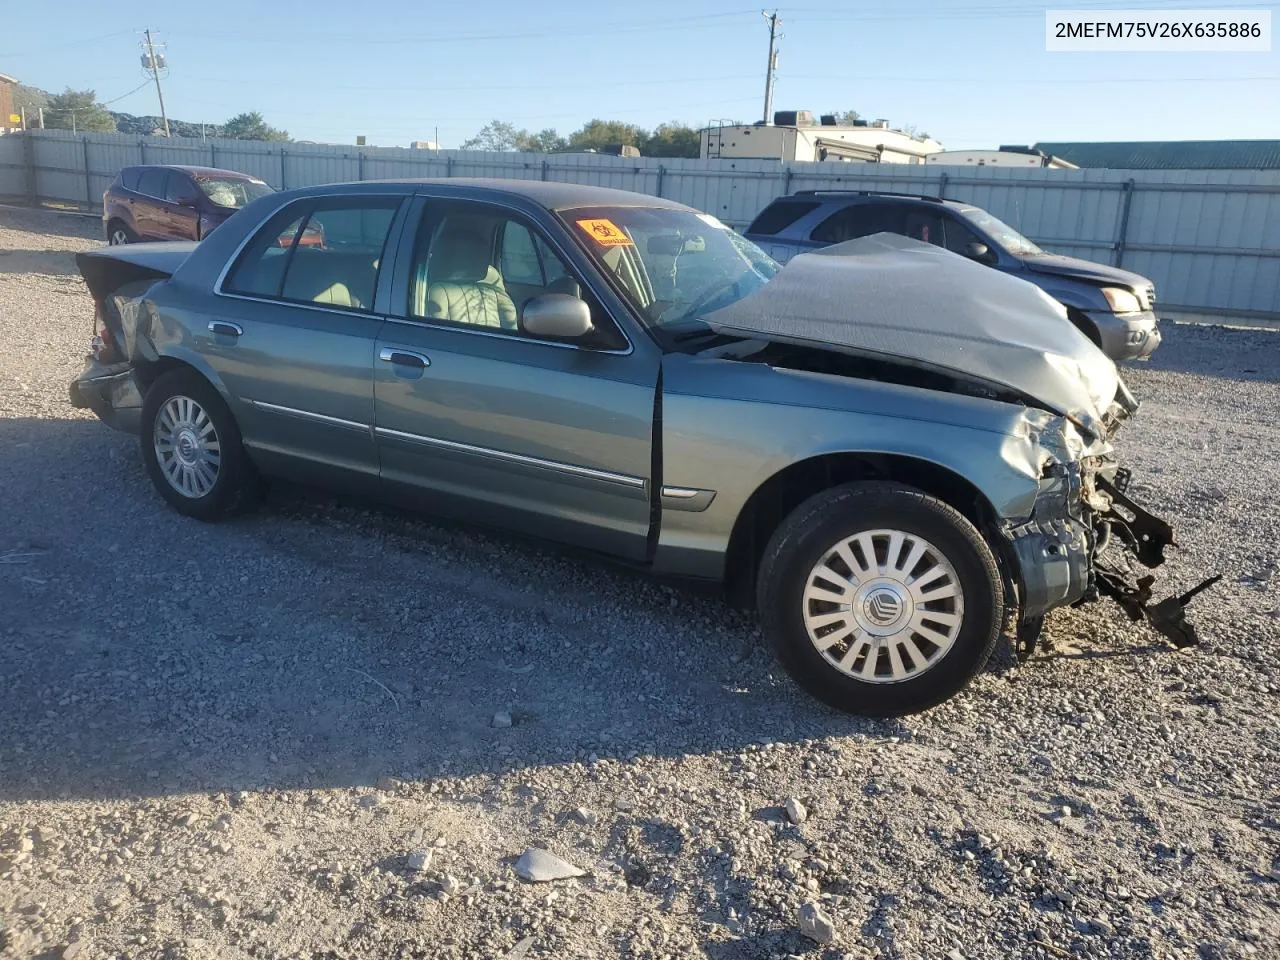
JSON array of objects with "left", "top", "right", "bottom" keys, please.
[
  {"left": 136, "top": 168, "right": 168, "bottom": 199},
  {"left": 223, "top": 198, "right": 401, "bottom": 312},
  {"left": 810, "top": 202, "right": 907, "bottom": 243},
  {"left": 164, "top": 172, "right": 195, "bottom": 203},
  {"left": 120, "top": 168, "right": 141, "bottom": 192},
  {"left": 747, "top": 200, "right": 821, "bottom": 236}
]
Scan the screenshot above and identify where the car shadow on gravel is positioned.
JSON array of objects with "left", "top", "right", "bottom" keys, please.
[
  {"left": 0, "top": 415, "right": 923, "bottom": 805},
  {"left": 0, "top": 248, "right": 84, "bottom": 277}
]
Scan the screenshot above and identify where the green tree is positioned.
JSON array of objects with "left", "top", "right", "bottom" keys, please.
[
  {"left": 566, "top": 118, "right": 646, "bottom": 153},
  {"left": 641, "top": 122, "right": 700, "bottom": 159},
  {"left": 460, "top": 120, "right": 523, "bottom": 151},
  {"left": 12, "top": 83, "right": 49, "bottom": 118},
  {"left": 832, "top": 109, "right": 860, "bottom": 125},
  {"left": 43, "top": 89, "right": 116, "bottom": 133},
  {"left": 222, "top": 111, "right": 289, "bottom": 141},
  {"left": 517, "top": 128, "right": 567, "bottom": 153}
]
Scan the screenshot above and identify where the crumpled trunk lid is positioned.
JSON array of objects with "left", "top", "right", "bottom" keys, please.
[{"left": 705, "top": 233, "right": 1123, "bottom": 437}]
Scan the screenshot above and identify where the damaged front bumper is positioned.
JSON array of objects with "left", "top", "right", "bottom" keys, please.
[
  {"left": 1090, "top": 472, "right": 1220, "bottom": 649},
  {"left": 999, "top": 421, "right": 1217, "bottom": 657},
  {"left": 69, "top": 358, "right": 143, "bottom": 434}
]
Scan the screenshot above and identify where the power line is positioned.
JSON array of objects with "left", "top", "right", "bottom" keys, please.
[
  {"left": 786, "top": 0, "right": 1274, "bottom": 22},
  {"left": 178, "top": 73, "right": 762, "bottom": 93},
  {"left": 787, "top": 73, "right": 1280, "bottom": 85},
  {"left": 194, "top": 9, "right": 759, "bottom": 45},
  {"left": 101, "top": 79, "right": 153, "bottom": 106},
  {"left": 0, "top": 29, "right": 134, "bottom": 59}
]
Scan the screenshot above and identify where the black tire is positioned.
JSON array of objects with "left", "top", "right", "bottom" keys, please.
[
  {"left": 141, "top": 368, "right": 258, "bottom": 521},
  {"left": 106, "top": 219, "right": 136, "bottom": 246},
  {"left": 757, "top": 481, "right": 1004, "bottom": 716}
]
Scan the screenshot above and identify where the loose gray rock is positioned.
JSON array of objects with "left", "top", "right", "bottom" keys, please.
[
  {"left": 784, "top": 796, "right": 808, "bottom": 824},
  {"left": 406, "top": 849, "right": 432, "bottom": 872},
  {"left": 493, "top": 711, "right": 513, "bottom": 728},
  {"left": 798, "top": 902, "right": 836, "bottom": 943},
  {"left": 513, "top": 847, "right": 586, "bottom": 882}
]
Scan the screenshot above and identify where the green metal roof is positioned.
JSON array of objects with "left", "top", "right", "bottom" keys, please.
[{"left": 1032, "top": 140, "right": 1280, "bottom": 170}]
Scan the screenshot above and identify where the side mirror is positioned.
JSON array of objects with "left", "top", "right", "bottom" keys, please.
[
  {"left": 965, "top": 241, "right": 993, "bottom": 262},
  {"left": 522, "top": 293, "right": 594, "bottom": 340}
]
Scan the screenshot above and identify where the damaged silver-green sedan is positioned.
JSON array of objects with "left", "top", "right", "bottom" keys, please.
[{"left": 70, "top": 180, "right": 1213, "bottom": 715}]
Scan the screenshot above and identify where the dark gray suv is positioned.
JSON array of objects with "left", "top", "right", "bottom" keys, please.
[{"left": 744, "top": 191, "right": 1161, "bottom": 361}]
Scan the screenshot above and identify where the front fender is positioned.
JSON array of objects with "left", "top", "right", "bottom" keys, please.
[{"left": 654, "top": 354, "right": 1047, "bottom": 579}]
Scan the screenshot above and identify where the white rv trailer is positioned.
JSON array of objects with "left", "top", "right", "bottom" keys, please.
[{"left": 702, "top": 110, "right": 943, "bottom": 164}]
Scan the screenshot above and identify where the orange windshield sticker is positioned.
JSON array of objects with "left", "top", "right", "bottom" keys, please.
[{"left": 576, "top": 218, "right": 634, "bottom": 246}]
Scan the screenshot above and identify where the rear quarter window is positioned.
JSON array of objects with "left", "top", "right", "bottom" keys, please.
[{"left": 746, "top": 200, "right": 821, "bottom": 236}]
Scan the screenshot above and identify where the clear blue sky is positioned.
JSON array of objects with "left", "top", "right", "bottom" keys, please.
[{"left": 2, "top": 0, "right": 1277, "bottom": 148}]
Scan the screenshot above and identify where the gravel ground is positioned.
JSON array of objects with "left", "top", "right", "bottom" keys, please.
[{"left": 1, "top": 205, "right": 1278, "bottom": 960}]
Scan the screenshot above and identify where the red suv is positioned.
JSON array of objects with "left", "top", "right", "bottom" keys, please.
[{"left": 103, "top": 165, "right": 274, "bottom": 245}]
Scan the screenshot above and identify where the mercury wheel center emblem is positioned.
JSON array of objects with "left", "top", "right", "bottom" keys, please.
[
  {"left": 177, "top": 431, "right": 199, "bottom": 464},
  {"left": 863, "top": 588, "right": 902, "bottom": 626}
]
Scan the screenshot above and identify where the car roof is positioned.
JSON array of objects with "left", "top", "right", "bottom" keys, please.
[
  {"left": 127, "top": 165, "right": 264, "bottom": 180},
  {"left": 282, "top": 177, "right": 693, "bottom": 214},
  {"left": 778, "top": 192, "right": 971, "bottom": 211}
]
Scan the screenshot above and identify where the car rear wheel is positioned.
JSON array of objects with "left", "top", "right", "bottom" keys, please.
[
  {"left": 107, "top": 220, "right": 135, "bottom": 246},
  {"left": 757, "top": 481, "right": 1004, "bottom": 716},
  {"left": 141, "top": 369, "right": 258, "bottom": 521}
]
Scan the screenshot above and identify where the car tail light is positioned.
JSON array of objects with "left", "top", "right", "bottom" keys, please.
[{"left": 91, "top": 300, "right": 122, "bottom": 362}]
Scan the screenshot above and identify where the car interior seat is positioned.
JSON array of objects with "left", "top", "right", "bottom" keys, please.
[{"left": 418, "top": 227, "right": 518, "bottom": 330}]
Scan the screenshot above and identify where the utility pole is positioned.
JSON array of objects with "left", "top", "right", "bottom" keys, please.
[
  {"left": 761, "top": 10, "right": 781, "bottom": 125},
  {"left": 143, "top": 29, "right": 171, "bottom": 137}
]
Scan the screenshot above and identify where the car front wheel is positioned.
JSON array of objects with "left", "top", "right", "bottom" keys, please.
[
  {"left": 757, "top": 481, "right": 1004, "bottom": 716},
  {"left": 141, "top": 369, "right": 258, "bottom": 520}
]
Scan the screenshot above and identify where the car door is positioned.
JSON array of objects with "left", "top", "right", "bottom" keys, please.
[
  {"left": 160, "top": 171, "right": 202, "bottom": 241},
  {"left": 372, "top": 196, "right": 659, "bottom": 560},
  {"left": 133, "top": 168, "right": 169, "bottom": 240},
  {"left": 209, "top": 193, "right": 407, "bottom": 485}
]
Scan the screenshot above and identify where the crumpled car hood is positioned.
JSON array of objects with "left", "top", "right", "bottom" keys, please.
[{"left": 704, "top": 233, "right": 1121, "bottom": 436}]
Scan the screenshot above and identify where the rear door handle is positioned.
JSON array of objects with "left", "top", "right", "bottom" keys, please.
[
  {"left": 379, "top": 348, "right": 430, "bottom": 369},
  {"left": 208, "top": 321, "right": 243, "bottom": 338}
]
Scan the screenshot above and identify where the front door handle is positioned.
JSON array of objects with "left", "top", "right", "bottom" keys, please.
[
  {"left": 379, "top": 348, "right": 430, "bottom": 369},
  {"left": 208, "top": 320, "right": 243, "bottom": 338}
]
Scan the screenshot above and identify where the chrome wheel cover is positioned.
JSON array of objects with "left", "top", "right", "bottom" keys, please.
[
  {"left": 802, "top": 529, "right": 965, "bottom": 683},
  {"left": 109, "top": 228, "right": 129, "bottom": 245},
  {"left": 153, "top": 395, "right": 221, "bottom": 499}
]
